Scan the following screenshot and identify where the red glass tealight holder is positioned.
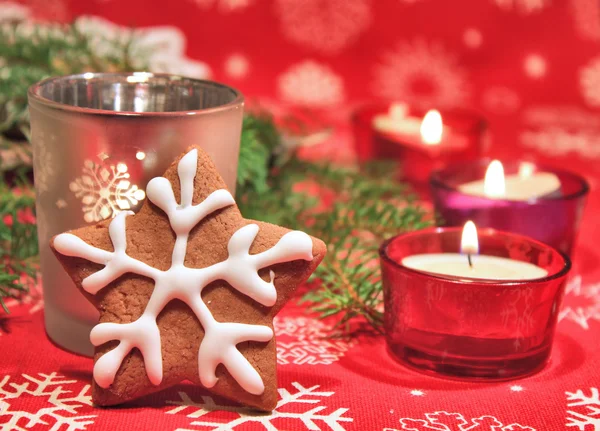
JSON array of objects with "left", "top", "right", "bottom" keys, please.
[
  {"left": 352, "top": 103, "right": 487, "bottom": 186},
  {"left": 380, "top": 227, "right": 571, "bottom": 380},
  {"left": 430, "top": 159, "right": 589, "bottom": 256}
]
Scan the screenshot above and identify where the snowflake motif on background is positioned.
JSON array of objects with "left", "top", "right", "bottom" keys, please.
[
  {"left": 275, "top": 0, "right": 371, "bottom": 54},
  {"left": 0, "top": 372, "right": 96, "bottom": 429},
  {"left": 570, "top": 0, "right": 600, "bottom": 41},
  {"left": 559, "top": 276, "right": 600, "bottom": 330},
  {"left": 482, "top": 87, "right": 521, "bottom": 114},
  {"left": 385, "top": 411, "right": 536, "bottom": 431},
  {"left": 493, "top": 0, "right": 550, "bottom": 14},
  {"left": 373, "top": 39, "right": 470, "bottom": 109},
  {"left": 278, "top": 61, "right": 345, "bottom": 107},
  {"left": 224, "top": 54, "right": 249, "bottom": 79},
  {"left": 274, "top": 317, "right": 354, "bottom": 365},
  {"left": 566, "top": 387, "right": 600, "bottom": 430},
  {"left": 580, "top": 56, "right": 600, "bottom": 107},
  {"left": 191, "top": 0, "right": 252, "bottom": 12},
  {"left": 166, "top": 381, "right": 353, "bottom": 430},
  {"left": 69, "top": 158, "right": 145, "bottom": 223},
  {"left": 31, "top": 131, "right": 55, "bottom": 194}
]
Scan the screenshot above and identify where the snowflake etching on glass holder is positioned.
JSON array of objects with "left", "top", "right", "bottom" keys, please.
[
  {"left": 166, "top": 381, "right": 353, "bottom": 431},
  {"left": 566, "top": 387, "right": 600, "bottom": 430},
  {"left": 69, "top": 158, "right": 146, "bottom": 223},
  {"left": 385, "top": 411, "right": 536, "bottom": 431},
  {"left": 0, "top": 372, "right": 96, "bottom": 430}
]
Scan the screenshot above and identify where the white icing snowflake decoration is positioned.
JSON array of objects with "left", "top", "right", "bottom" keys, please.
[
  {"left": 166, "top": 381, "right": 353, "bottom": 430},
  {"left": 373, "top": 39, "right": 470, "bottom": 108},
  {"left": 559, "top": 276, "right": 600, "bottom": 330},
  {"left": 566, "top": 387, "right": 600, "bottom": 430},
  {"left": 524, "top": 54, "right": 547, "bottom": 79},
  {"left": 482, "top": 86, "right": 521, "bottom": 114},
  {"left": 275, "top": 0, "right": 372, "bottom": 54},
  {"left": 274, "top": 317, "right": 354, "bottom": 365},
  {"left": 278, "top": 61, "right": 345, "bottom": 106},
  {"left": 580, "top": 56, "right": 600, "bottom": 107},
  {"left": 493, "top": 0, "right": 550, "bottom": 14},
  {"left": 385, "top": 411, "right": 536, "bottom": 431},
  {"left": 55, "top": 149, "right": 314, "bottom": 396},
  {"left": 0, "top": 372, "right": 96, "bottom": 430},
  {"left": 69, "top": 158, "right": 146, "bottom": 223}
]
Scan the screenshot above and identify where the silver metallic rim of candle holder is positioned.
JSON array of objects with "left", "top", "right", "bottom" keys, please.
[
  {"left": 28, "top": 72, "right": 244, "bottom": 117},
  {"left": 429, "top": 158, "right": 590, "bottom": 203},
  {"left": 379, "top": 226, "right": 572, "bottom": 285}
]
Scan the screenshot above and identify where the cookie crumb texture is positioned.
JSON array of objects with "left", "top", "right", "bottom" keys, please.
[{"left": 50, "top": 147, "right": 326, "bottom": 411}]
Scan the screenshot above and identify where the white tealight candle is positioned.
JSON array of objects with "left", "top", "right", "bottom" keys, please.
[
  {"left": 458, "top": 160, "right": 561, "bottom": 201},
  {"left": 401, "top": 221, "right": 548, "bottom": 280},
  {"left": 372, "top": 102, "right": 422, "bottom": 136},
  {"left": 402, "top": 253, "right": 548, "bottom": 280}
]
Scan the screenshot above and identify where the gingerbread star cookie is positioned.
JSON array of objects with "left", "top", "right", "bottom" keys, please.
[{"left": 50, "top": 147, "right": 326, "bottom": 411}]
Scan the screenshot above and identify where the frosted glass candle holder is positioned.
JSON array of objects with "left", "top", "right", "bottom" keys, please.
[{"left": 28, "top": 72, "right": 244, "bottom": 356}]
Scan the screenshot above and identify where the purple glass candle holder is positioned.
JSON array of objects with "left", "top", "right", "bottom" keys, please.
[
  {"left": 380, "top": 227, "right": 571, "bottom": 380},
  {"left": 430, "top": 160, "right": 589, "bottom": 256},
  {"left": 352, "top": 103, "right": 487, "bottom": 186}
]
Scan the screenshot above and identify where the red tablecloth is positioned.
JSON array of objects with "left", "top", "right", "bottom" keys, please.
[{"left": 3, "top": 0, "right": 600, "bottom": 429}]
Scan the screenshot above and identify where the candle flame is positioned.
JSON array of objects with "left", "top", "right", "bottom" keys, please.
[
  {"left": 461, "top": 220, "right": 479, "bottom": 255},
  {"left": 420, "top": 109, "right": 443, "bottom": 145},
  {"left": 484, "top": 160, "right": 506, "bottom": 198}
]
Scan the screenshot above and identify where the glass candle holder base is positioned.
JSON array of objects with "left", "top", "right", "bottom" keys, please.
[
  {"left": 380, "top": 227, "right": 570, "bottom": 381},
  {"left": 44, "top": 301, "right": 97, "bottom": 356},
  {"left": 388, "top": 330, "right": 551, "bottom": 381}
]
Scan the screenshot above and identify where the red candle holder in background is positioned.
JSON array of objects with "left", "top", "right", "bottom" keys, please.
[
  {"left": 352, "top": 103, "right": 488, "bottom": 188},
  {"left": 430, "top": 160, "right": 589, "bottom": 256},
  {"left": 380, "top": 227, "right": 571, "bottom": 381}
]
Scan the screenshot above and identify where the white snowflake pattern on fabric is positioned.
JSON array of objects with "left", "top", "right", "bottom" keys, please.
[
  {"left": 373, "top": 39, "right": 470, "bottom": 108},
  {"left": 559, "top": 276, "right": 600, "bottom": 330},
  {"left": 520, "top": 105, "right": 600, "bottom": 159},
  {"left": 224, "top": 54, "right": 249, "bottom": 79},
  {"left": 524, "top": 54, "right": 547, "bottom": 79},
  {"left": 566, "top": 387, "right": 600, "bottom": 430},
  {"left": 274, "top": 317, "right": 354, "bottom": 365},
  {"left": 278, "top": 61, "right": 345, "bottom": 106},
  {"left": 54, "top": 149, "right": 315, "bottom": 395},
  {"left": 0, "top": 2, "right": 30, "bottom": 23},
  {"left": 385, "top": 411, "right": 536, "bottom": 431},
  {"left": 493, "top": 0, "right": 550, "bottom": 14},
  {"left": 0, "top": 372, "right": 96, "bottom": 430},
  {"left": 274, "top": 0, "right": 371, "bottom": 54},
  {"left": 69, "top": 158, "right": 146, "bottom": 223},
  {"left": 482, "top": 87, "right": 521, "bottom": 114},
  {"left": 580, "top": 56, "right": 600, "bottom": 107},
  {"left": 570, "top": 0, "right": 600, "bottom": 41},
  {"left": 31, "top": 131, "right": 55, "bottom": 194},
  {"left": 75, "top": 16, "right": 212, "bottom": 79},
  {"left": 191, "top": 0, "right": 252, "bottom": 12},
  {"left": 166, "top": 381, "right": 353, "bottom": 430}
]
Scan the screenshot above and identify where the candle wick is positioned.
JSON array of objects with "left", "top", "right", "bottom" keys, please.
[{"left": 467, "top": 253, "right": 473, "bottom": 268}]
